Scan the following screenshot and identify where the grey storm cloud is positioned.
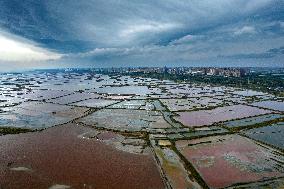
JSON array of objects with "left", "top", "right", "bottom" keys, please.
[
  {"left": 218, "top": 46, "right": 284, "bottom": 59},
  {"left": 0, "top": 0, "right": 283, "bottom": 68}
]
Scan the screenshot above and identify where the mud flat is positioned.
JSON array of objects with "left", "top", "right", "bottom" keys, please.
[{"left": 0, "top": 123, "right": 165, "bottom": 189}]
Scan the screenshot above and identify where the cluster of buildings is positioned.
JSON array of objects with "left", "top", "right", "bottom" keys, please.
[
  {"left": 191, "top": 67, "right": 248, "bottom": 77},
  {"left": 96, "top": 67, "right": 248, "bottom": 77}
]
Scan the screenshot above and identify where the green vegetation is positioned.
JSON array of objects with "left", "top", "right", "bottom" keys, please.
[
  {"left": 226, "top": 117, "right": 284, "bottom": 133},
  {"left": 0, "top": 127, "right": 32, "bottom": 135},
  {"left": 119, "top": 72, "right": 284, "bottom": 96},
  {"left": 171, "top": 144, "right": 210, "bottom": 189}
]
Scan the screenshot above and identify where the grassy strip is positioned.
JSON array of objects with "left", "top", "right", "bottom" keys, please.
[
  {"left": 226, "top": 117, "right": 284, "bottom": 132},
  {"left": 0, "top": 127, "right": 32, "bottom": 135}
]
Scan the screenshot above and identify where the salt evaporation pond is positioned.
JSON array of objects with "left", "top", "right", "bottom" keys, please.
[
  {"left": 174, "top": 105, "right": 272, "bottom": 127},
  {"left": 176, "top": 134, "right": 284, "bottom": 188},
  {"left": 0, "top": 102, "right": 89, "bottom": 129},
  {"left": 77, "top": 109, "right": 172, "bottom": 132},
  {"left": 223, "top": 113, "right": 283, "bottom": 128},
  {"left": 243, "top": 122, "right": 284, "bottom": 150},
  {"left": 252, "top": 100, "right": 284, "bottom": 112},
  {"left": 94, "top": 86, "right": 154, "bottom": 95}
]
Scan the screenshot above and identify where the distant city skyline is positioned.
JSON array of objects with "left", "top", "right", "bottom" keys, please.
[{"left": 0, "top": 0, "right": 283, "bottom": 70}]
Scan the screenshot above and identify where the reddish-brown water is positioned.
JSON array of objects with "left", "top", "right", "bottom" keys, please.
[
  {"left": 176, "top": 135, "right": 284, "bottom": 188},
  {"left": 0, "top": 124, "right": 165, "bottom": 189},
  {"left": 175, "top": 105, "right": 271, "bottom": 127}
]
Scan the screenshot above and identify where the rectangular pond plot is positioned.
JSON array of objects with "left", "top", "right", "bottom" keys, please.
[
  {"left": 0, "top": 95, "right": 24, "bottom": 107},
  {"left": 0, "top": 102, "right": 89, "bottom": 129},
  {"left": 14, "top": 101, "right": 71, "bottom": 113},
  {"left": 160, "top": 98, "right": 227, "bottom": 111},
  {"left": 94, "top": 86, "right": 153, "bottom": 95},
  {"left": 47, "top": 92, "right": 101, "bottom": 105},
  {"left": 20, "top": 90, "right": 72, "bottom": 100},
  {"left": 231, "top": 90, "right": 269, "bottom": 97},
  {"left": 148, "top": 93, "right": 180, "bottom": 99},
  {"left": 40, "top": 81, "right": 97, "bottom": 91},
  {"left": 242, "top": 122, "right": 284, "bottom": 150},
  {"left": 223, "top": 114, "right": 284, "bottom": 129},
  {"left": 77, "top": 109, "right": 172, "bottom": 132},
  {"left": 160, "top": 99, "right": 198, "bottom": 111},
  {"left": 215, "top": 95, "right": 248, "bottom": 104},
  {"left": 175, "top": 135, "right": 284, "bottom": 189},
  {"left": 108, "top": 100, "right": 146, "bottom": 109},
  {"left": 102, "top": 95, "right": 133, "bottom": 100},
  {"left": 191, "top": 97, "right": 228, "bottom": 107},
  {"left": 251, "top": 100, "right": 284, "bottom": 112},
  {"left": 0, "top": 111, "right": 68, "bottom": 129},
  {"left": 174, "top": 105, "right": 272, "bottom": 127},
  {"left": 71, "top": 98, "right": 119, "bottom": 108},
  {"left": 161, "top": 84, "right": 226, "bottom": 97}
]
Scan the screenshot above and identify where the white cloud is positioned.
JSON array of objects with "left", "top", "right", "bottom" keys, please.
[
  {"left": 0, "top": 33, "right": 62, "bottom": 62},
  {"left": 243, "top": 0, "right": 273, "bottom": 12},
  {"left": 68, "top": 46, "right": 158, "bottom": 58},
  {"left": 119, "top": 21, "right": 180, "bottom": 38},
  {"left": 234, "top": 26, "right": 257, "bottom": 35},
  {"left": 169, "top": 35, "right": 206, "bottom": 45}
]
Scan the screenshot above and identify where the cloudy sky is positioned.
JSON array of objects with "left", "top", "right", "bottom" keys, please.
[{"left": 0, "top": 0, "right": 283, "bottom": 70}]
